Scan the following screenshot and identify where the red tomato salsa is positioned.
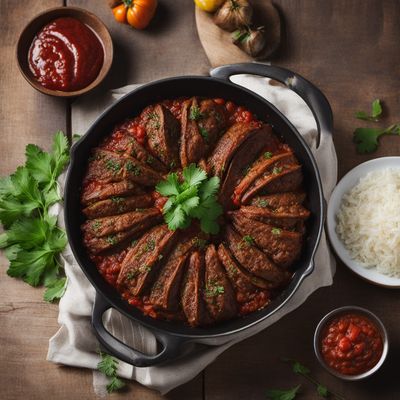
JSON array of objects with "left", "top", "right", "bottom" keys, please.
[
  {"left": 28, "top": 17, "right": 104, "bottom": 91},
  {"left": 320, "top": 313, "right": 383, "bottom": 375}
]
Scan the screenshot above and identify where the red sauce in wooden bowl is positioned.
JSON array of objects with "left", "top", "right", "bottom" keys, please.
[
  {"left": 320, "top": 313, "right": 383, "bottom": 375},
  {"left": 28, "top": 17, "right": 104, "bottom": 92}
]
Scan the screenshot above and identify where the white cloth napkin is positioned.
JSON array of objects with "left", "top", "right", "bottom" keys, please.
[{"left": 47, "top": 74, "right": 337, "bottom": 396}]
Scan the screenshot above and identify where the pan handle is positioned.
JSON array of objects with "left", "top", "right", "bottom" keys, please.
[
  {"left": 92, "top": 293, "right": 186, "bottom": 367},
  {"left": 210, "top": 63, "right": 333, "bottom": 145}
]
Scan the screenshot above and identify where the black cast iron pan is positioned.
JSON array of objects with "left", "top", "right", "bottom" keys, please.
[{"left": 64, "top": 63, "right": 333, "bottom": 367}]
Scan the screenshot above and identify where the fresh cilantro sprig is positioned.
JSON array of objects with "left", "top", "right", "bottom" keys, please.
[
  {"left": 355, "top": 98, "right": 382, "bottom": 122},
  {"left": 353, "top": 124, "right": 400, "bottom": 153},
  {"left": 0, "top": 132, "right": 70, "bottom": 302},
  {"left": 266, "top": 385, "right": 301, "bottom": 400},
  {"left": 353, "top": 99, "right": 400, "bottom": 153},
  {"left": 97, "top": 352, "right": 126, "bottom": 393},
  {"left": 156, "top": 164, "right": 223, "bottom": 234},
  {"left": 281, "top": 359, "right": 345, "bottom": 400}
]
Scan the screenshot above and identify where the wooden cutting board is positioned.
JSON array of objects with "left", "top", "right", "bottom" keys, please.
[{"left": 195, "top": 0, "right": 281, "bottom": 67}]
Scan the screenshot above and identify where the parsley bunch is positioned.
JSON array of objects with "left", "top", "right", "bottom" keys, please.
[
  {"left": 97, "top": 352, "right": 125, "bottom": 393},
  {"left": 0, "top": 132, "right": 70, "bottom": 302},
  {"left": 155, "top": 164, "right": 223, "bottom": 234},
  {"left": 353, "top": 99, "right": 400, "bottom": 153}
]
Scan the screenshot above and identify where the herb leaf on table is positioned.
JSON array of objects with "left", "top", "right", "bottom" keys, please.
[
  {"left": 266, "top": 385, "right": 301, "bottom": 400},
  {"left": 353, "top": 125, "right": 400, "bottom": 154},
  {"left": 355, "top": 99, "right": 382, "bottom": 122},
  {"left": 0, "top": 132, "right": 70, "bottom": 302},
  {"left": 97, "top": 352, "right": 126, "bottom": 393},
  {"left": 353, "top": 99, "right": 400, "bottom": 153}
]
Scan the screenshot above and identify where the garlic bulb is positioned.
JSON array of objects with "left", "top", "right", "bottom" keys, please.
[
  {"left": 214, "top": 0, "right": 253, "bottom": 32},
  {"left": 232, "top": 26, "right": 267, "bottom": 57}
]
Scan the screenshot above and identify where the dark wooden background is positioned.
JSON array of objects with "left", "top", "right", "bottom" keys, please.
[{"left": 1, "top": 1, "right": 399, "bottom": 399}]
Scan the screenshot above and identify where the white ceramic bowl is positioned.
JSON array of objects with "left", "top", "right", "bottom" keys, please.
[{"left": 327, "top": 156, "right": 400, "bottom": 288}]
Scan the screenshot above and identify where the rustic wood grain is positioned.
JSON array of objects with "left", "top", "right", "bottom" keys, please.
[{"left": 196, "top": 0, "right": 281, "bottom": 67}]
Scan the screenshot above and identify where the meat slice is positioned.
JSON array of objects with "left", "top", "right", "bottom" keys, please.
[
  {"left": 218, "top": 244, "right": 258, "bottom": 300},
  {"left": 181, "top": 251, "right": 211, "bottom": 327},
  {"left": 258, "top": 167, "right": 303, "bottom": 196},
  {"left": 149, "top": 233, "right": 205, "bottom": 311},
  {"left": 225, "top": 226, "right": 290, "bottom": 286},
  {"left": 145, "top": 104, "right": 180, "bottom": 169},
  {"left": 204, "top": 244, "right": 237, "bottom": 321},
  {"left": 82, "top": 208, "right": 162, "bottom": 254},
  {"left": 250, "top": 192, "right": 306, "bottom": 209},
  {"left": 102, "top": 129, "right": 167, "bottom": 173},
  {"left": 84, "top": 149, "right": 163, "bottom": 186},
  {"left": 219, "top": 124, "right": 277, "bottom": 209},
  {"left": 208, "top": 122, "right": 271, "bottom": 179},
  {"left": 229, "top": 211, "right": 304, "bottom": 267},
  {"left": 197, "top": 99, "right": 227, "bottom": 146},
  {"left": 81, "top": 180, "right": 144, "bottom": 206},
  {"left": 218, "top": 244, "right": 271, "bottom": 313},
  {"left": 82, "top": 194, "right": 154, "bottom": 219},
  {"left": 235, "top": 204, "right": 310, "bottom": 231},
  {"left": 180, "top": 98, "right": 208, "bottom": 167},
  {"left": 233, "top": 152, "right": 299, "bottom": 204},
  {"left": 117, "top": 225, "right": 179, "bottom": 296}
]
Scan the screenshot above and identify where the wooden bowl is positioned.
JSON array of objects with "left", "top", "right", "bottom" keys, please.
[{"left": 16, "top": 6, "right": 113, "bottom": 97}]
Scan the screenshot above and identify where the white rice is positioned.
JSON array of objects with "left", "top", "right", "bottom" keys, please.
[{"left": 336, "top": 168, "right": 400, "bottom": 277}]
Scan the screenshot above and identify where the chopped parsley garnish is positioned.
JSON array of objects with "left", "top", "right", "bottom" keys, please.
[
  {"left": 111, "top": 196, "right": 124, "bottom": 203},
  {"left": 91, "top": 220, "right": 102, "bottom": 230},
  {"left": 272, "top": 167, "right": 283, "bottom": 175},
  {"left": 126, "top": 161, "right": 141, "bottom": 176},
  {"left": 257, "top": 199, "right": 269, "bottom": 207},
  {"left": 264, "top": 151, "right": 273, "bottom": 159},
  {"left": 155, "top": 164, "right": 222, "bottom": 234},
  {"left": 199, "top": 127, "right": 209, "bottom": 140},
  {"left": 271, "top": 227, "right": 282, "bottom": 235},
  {"left": 147, "top": 111, "right": 161, "bottom": 129},
  {"left": 126, "top": 271, "right": 138, "bottom": 280},
  {"left": 189, "top": 105, "right": 204, "bottom": 121},
  {"left": 106, "top": 235, "right": 118, "bottom": 245},
  {"left": 105, "top": 159, "right": 121, "bottom": 172},
  {"left": 144, "top": 238, "right": 156, "bottom": 252},
  {"left": 205, "top": 281, "right": 225, "bottom": 297},
  {"left": 242, "top": 235, "right": 255, "bottom": 245}
]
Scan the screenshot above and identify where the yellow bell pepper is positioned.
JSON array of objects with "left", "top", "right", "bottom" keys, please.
[{"left": 194, "top": 0, "right": 225, "bottom": 13}]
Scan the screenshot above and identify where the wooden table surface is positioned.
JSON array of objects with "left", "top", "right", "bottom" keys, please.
[{"left": 1, "top": 1, "right": 399, "bottom": 399}]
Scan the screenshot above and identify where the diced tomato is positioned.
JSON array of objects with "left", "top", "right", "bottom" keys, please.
[
  {"left": 242, "top": 111, "right": 253, "bottom": 123},
  {"left": 226, "top": 101, "right": 236, "bottom": 113},
  {"left": 213, "top": 98, "right": 225, "bottom": 105}
]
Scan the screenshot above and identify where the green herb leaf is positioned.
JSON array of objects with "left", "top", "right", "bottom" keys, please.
[
  {"left": 353, "top": 127, "right": 383, "bottom": 153},
  {"left": 98, "top": 352, "right": 125, "bottom": 393},
  {"left": 182, "top": 163, "right": 207, "bottom": 187},
  {"left": 189, "top": 105, "right": 204, "bottom": 121},
  {"left": 155, "top": 172, "right": 180, "bottom": 196},
  {"left": 266, "top": 385, "right": 301, "bottom": 400},
  {"left": 156, "top": 165, "right": 222, "bottom": 234},
  {"left": 43, "top": 277, "right": 67, "bottom": 302},
  {"left": 107, "top": 377, "right": 126, "bottom": 393},
  {"left": 317, "top": 384, "right": 329, "bottom": 398},
  {"left": 0, "top": 132, "right": 69, "bottom": 299},
  {"left": 355, "top": 99, "right": 382, "bottom": 122},
  {"left": 292, "top": 361, "right": 310, "bottom": 375}
]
